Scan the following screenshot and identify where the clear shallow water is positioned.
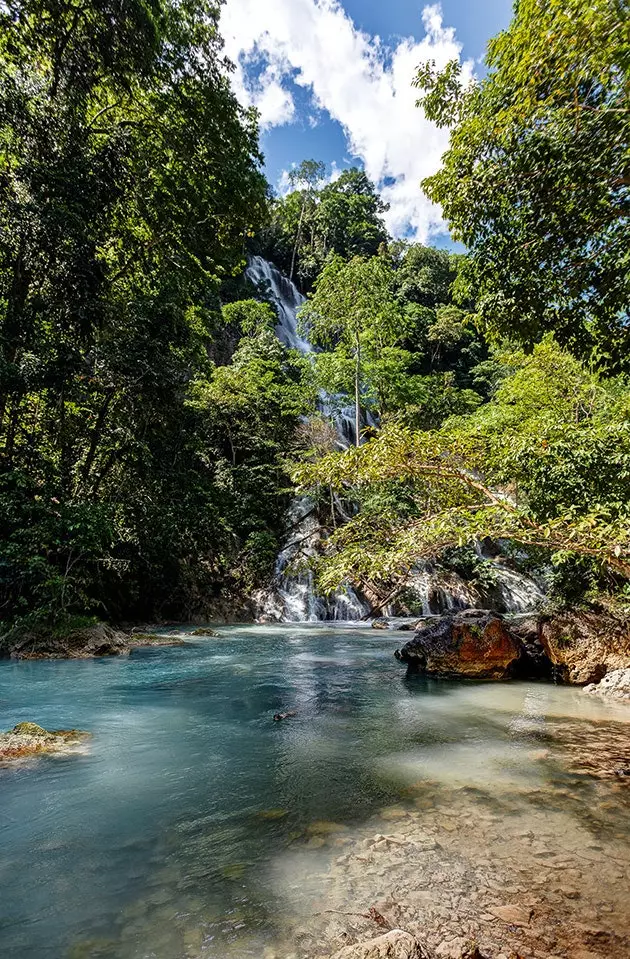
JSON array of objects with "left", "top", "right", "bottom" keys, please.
[{"left": 1, "top": 626, "right": 629, "bottom": 959}]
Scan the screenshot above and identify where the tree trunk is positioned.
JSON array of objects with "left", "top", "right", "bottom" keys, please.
[
  {"left": 355, "top": 335, "right": 361, "bottom": 448},
  {"left": 290, "top": 196, "right": 307, "bottom": 282}
]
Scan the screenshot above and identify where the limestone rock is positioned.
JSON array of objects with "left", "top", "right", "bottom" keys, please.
[
  {"left": 583, "top": 668, "right": 630, "bottom": 701},
  {"left": 488, "top": 905, "right": 533, "bottom": 926},
  {"left": 435, "top": 938, "right": 482, "bottom": 958},
  {"left": 329, "top": 929, "right": 429, "bottom": 959},
  {"left": 540, "top": 610, "right": 630, "bottom": 684},
  {"left": 7, "top": 622, "right": 130, "bottom": 660},
  {"left": 0, "top": 723, "right": 90, "bottom": 764},
  {"left": 395, "top": 611, "right": 521, "bottom": 680}
]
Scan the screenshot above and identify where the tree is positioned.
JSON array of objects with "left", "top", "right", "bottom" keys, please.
[
  {"left": 287, "top": 160, "right": 325, "bottom": 281},
  {"left": 262, "top": 165, "right": 389, "bottom": 289},
  {"left": 295, "top": 339, "right": 630, "bottom": 602},
  {"left": 415, "top": 0, "right": 630, "bottom": 371},
  {"left": 299, "top": 255, "right": 405, "bottom": 446},
  {"left": 0, "top": 0, "right": 270, "bottom": 632}
]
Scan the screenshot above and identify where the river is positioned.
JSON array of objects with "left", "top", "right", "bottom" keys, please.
[{"left": 1, "top": 626, "right": 629, "bottom": 958}]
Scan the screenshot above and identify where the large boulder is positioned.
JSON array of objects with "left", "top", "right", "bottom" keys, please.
[
  {"left": 7, "top": 623, "right": 130, "bottom": 660},
  {"left": 540, "top": 609, "right": 630, "bottom": 684},
  {"left": 395, "top": 611, "right": 522, "bottom": 680},
  {"left": 329, "top": 930, "right": 429, "bottom": 959}
]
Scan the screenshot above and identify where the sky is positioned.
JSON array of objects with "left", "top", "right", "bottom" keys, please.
[{"left": 220, "top": 0, "right": 514, "bottom": 247}]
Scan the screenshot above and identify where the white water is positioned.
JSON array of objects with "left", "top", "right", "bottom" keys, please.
[
  {"left": 246, "top": 257, "right": 368, "bottom": 622},
  {"left": 246, "top": 256, "right": 544, "bottom": 622}
]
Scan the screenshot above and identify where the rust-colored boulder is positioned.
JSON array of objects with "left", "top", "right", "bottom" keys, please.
[{"left": 395, "top": 611, "right": 521, "bottom": 679}]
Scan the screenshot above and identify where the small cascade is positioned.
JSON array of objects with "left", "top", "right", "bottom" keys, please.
[
  {"left": 246, "top": 256, "right": 370, "bottom": 623},
  {"left": 400, "top": 561, "right": 544, "bottom": 617},
  {"left": 246, "top": 256, "right": 544, "bottom": 622}
]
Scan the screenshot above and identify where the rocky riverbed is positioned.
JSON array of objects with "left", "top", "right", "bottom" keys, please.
[{"left": 261, "top": 711, "right": 630, "bottom": 959}]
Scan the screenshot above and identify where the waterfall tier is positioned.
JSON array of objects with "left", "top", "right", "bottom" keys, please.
[{"left": 246, "top": 256, "right": 543, "bottom": 623}]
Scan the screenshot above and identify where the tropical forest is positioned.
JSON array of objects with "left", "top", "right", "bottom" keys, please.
[{"left": 0, "top": 0, "right": 629, "bottom": 957}]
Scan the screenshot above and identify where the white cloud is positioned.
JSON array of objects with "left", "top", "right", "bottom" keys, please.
[{"left": 221, "top": 1, "right": 473, "bottom": 241}]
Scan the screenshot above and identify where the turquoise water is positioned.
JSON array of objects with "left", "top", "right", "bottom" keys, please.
[{"left": 1, "top": 626, "right": 629, "bottom": 959}]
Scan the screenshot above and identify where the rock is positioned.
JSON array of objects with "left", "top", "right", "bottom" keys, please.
[
  {"left": 0, "top": 723, "right": 91, "bottom": 764},
  {"left": 190, "top": 627, "right": 219, "bottom": 636},
  {"left": 435, "top": 939, "right": 483, "bottom": 959},
  {"left": 584, "top": 668, "right": 630, "bottom": 701},
  {"left": 273, "top": 711, "right": 297, "bottom": 721},
  {"left": 329, "top": 930, "right": 429, "bottom": 959},
  {"left": 540, "top": 609, "right": 630, "bottom": 684},
  {"left": 371, "top": 619, "right": 390, "bottom": 630},
  {"left": 7, "top": 622, "right": 130, "bottom": 660},
  {"left": 128, "top": 633, "right": 187, "bottom": 648},
  {"left": 395, "top": 611, "right": 521, "bottom": 680},
  {"left": 488, "top": 905, "right": 533, "bottom": 926}
]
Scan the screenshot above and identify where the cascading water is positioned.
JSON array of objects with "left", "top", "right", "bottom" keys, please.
[
  {"left": 246, "top": 256, "right": 544, "bottom": 622},
  {"left": 246, "top": 256, "right": 368, "bottom": 622}
]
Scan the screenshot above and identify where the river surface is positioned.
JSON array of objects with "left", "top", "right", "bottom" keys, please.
[{"left": 1, "top": 626, "right": 629, "bottom": 959}]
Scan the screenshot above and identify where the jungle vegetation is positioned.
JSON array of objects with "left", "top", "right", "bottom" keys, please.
[{"left": 0, "top": 0, "right": 628, "bottom": 639}]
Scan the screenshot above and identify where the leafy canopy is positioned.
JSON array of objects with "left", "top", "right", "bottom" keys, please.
[{"left": 415, "top": 0, "right": 630, "bottom": 371}]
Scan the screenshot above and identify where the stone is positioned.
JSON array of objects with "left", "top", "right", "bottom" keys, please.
[
  {"left": 7, "top": 622, "right": 130, "bottom": 660},
  {"left": 395, "top": 612, "right": 521, "bottom": 680},
  {"left": 489, "top": 905, "right": 533, "bottom": 927},
  {"left": 435, "top": 938, "right": 482, "bottom": 958},
  {"left": 583, "top": 668, "right": 630, "bottom": 701},
  {"left": 329, "top": 930, "right": 429, "bottom": 959},
  {"left": 540, "top": 609, "right": 630, "bottom": 684},
  {"left": 190, "top": 627, "right": 219, "bottom": 636},
  {"left": 0, "top": 723, "right": 91, "bottom": 764}
]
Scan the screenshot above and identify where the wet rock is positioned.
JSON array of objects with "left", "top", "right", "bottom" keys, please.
[
  {"left": 540, "top": 609, "right": 630, "bottom": 684},
  {"left": 395, "top": 612, "right": 521, "bottom": 680},
  {"left": 0, "top": 722, "right": 90, "bottom": 764},
  {"left": 488, "top": 905, "right": 533, "bottom": 927},
  {"left": 273, "top": 710, "right": 297, "bottom": 721},
  {"left": 190, "top": 627, "right": 219, "bottom": 637},
  {"left": 583, "top": 668, "right": 630, "bottom": 701},
  {"left": 6, "top": 622, "right": 130, "bottom": 659},
  {"left": 329, "top": 929, "right": 429, "bottom": 959},
  {"left": 128, "top": 633, "right": 187, "bottom": 648}
]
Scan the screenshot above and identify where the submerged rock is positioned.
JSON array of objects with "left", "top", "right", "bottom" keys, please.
[
  {"left": 395, "top": 611, "right": 521, "bottom": 680},
  {"left": 583, "top": 668, "right": 630, "bottom": 701},
  {"left": 329, "top": 929, "right": 429, "bottom": 959},
  {"left": 0, "top": 723, "right": 90, "bottom": 764},
  {"left": 128, "top": 633, "right": 187, "bottom": 648}
]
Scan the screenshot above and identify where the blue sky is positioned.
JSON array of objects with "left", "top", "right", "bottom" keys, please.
[{"left": 221, "top": 0, "right": 514, "bottom": 244}]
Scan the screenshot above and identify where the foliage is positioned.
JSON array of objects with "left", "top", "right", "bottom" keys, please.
[
  {"left": 261, "top": 166, "right": 389, "bottom": 290},
  {"left": 295, "top": 340, "right": 630, "bottom": 597},
  {"left": 415, "top": 0, "right": 630, "bottom": 371},
  {"left": 0, "top": 0, "right": 300, "bottom": 633}
]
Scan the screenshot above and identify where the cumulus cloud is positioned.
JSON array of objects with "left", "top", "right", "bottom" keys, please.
[{"left": 221, "top": 0, "right": 472, "bottom": 241}]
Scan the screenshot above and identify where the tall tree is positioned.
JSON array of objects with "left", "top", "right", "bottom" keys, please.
[
  {"left": 415, "top": 0, "right": 630, "bottom": 371},
  {"left": 287, "top": 159, "right": 326, "bottom": 281},
  {"left": 0, "top": 0, "right": 269, "bottom": 631},
  {"left": 299, "top": 255, "right": 405, "bottom": 446}
]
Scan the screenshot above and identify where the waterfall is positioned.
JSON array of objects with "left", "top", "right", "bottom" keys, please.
[
  {"left": 246, "top": 256, "right": 369, "bottom": 622},
  {"left": 245, "top": 256, "right": 544, "bottom": 622}
]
